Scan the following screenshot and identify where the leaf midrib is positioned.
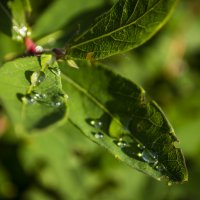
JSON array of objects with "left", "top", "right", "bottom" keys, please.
[
  {"left": 71, "top": 0, "right": 161, "bottom": 49},
  {"left": 61, "top": 73, "right": 114, "bottom": 118}
]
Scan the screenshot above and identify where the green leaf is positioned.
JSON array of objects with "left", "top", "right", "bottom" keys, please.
[
  {"left": 59, "top": 60, "right": 188, "bottom": 184},
  {"left": 0, "top": 56, "right": 187, "bottom": 183},
  {"left": 67, "top": 0, "right": 179, "bottom": 60},
  {"left": 0, "top": 56, "right": 67, "bottom": 132}
]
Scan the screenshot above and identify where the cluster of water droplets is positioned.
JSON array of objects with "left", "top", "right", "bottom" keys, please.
[
  {"left": 88, "top": 117, "right": 168, "bottom": 177},
  {"left": 31, "top": 71, "right": 46, "bottom": 87},
  {"left": 116, "top": 137, "right": 128, "bottom": 148},
  {"left": 21, "top": 92, "right": 47, "bottom": 105},
  {"left": 20, "top": 61, "right": 68, "bottom": 108},
  {"left": 21, "top": 90, "right": 68, "bottom": 108},
  {"left": 89, "top": 119, "right": 104, "bottom": 139}
]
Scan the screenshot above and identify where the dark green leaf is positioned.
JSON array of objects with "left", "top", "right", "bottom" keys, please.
[
  {"left": 67, "top": 0, "right": 179, "bottom": 60},
  {"left": 0, "top": 56, "right": 67, "bottom": 132},
  {"left": 59, "top": 60, "right": 188, "bottom": 184}
]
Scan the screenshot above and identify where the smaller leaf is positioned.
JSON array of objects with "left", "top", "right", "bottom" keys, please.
[{"left": 0, "top": 56, "right": 67, "bottom": 132}]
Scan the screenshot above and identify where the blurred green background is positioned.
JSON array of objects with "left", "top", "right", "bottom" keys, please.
[{"left": 0, "top": 0, "right": 200, "bottom": 199}]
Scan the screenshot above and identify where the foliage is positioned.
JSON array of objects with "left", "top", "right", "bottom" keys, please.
[{"left": 1, "top": 0, "right": 200, "bottom": 199}]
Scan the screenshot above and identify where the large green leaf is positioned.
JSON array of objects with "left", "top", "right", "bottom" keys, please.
[
  {"left": 59, "top": 60, "right": 187, "bottom": 184},
  {"left": 0, "top": 56, "right": 67, "bottom": 132},
  {"left": 67, "top": 0, "right": 179, "bottom": 60},
  {"left": 0, "top": 56, "right": 187, "bottom": 183}
]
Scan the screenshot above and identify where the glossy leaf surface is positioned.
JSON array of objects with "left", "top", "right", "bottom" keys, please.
[{"left": 68, "top": 0, "right": 179, "bottom": 60}]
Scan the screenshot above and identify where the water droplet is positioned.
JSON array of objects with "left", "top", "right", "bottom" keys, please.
[
  {"left": 51, "top": 100, "right": 62, "bottom": 107},
  {"left": 116, "top": 137, "right": 127, "bottom": 148},
  {"left": 89, "top": 119, "right": 103, "bottom": 129},
  {"left": 94, "top": 132, "right": 104, "bottom": 139},
  {"left": 21, "top": 94, "right": 36, "bottom": 104},
  {"left": 141, "top": 149, "right": 157, "bottom": 164},
  {"left": 49, "top": 95, "right": 64, "bottom": 108},
  {"left": 137, "top": 152, "right": 143, "bottom": 157},
  {"left": 32, "top": 92, "right": 46, "bottom": 101},
  {"left": 117, "top": 140, "right": 127, "bottom": 148},
  {"left": 31, "top": 71, "right": 45, "bottom": 86},
  {"left": 137, "top": 143, "right": 145, "bottom": 150},
  {"left": 21, "top": 92, "right": 47, "bottom": 105},
  {"left": 155, "top": 164, "right": 162, "bottom": 171}
]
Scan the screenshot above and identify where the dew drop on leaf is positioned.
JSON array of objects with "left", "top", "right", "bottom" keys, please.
[
  {"left": 137, "top": 143, "right": 145, "bottom": 150},
  {"left": 89, "top": 119, "right": 103, "bottom": 129},
  {"left": 137, "top": 152, "right": 143, "bottom": 157},
  {"left": 141, "top": 149, "right": 157, "bottom": 164},
  {"left": 31, "top": 71, "right": 46, "bottom": 86},
  {"left": 117, "top": 138, "right": 127, "bottom": 148},
  {"left": 32, "top": 92, "right": 46, "bottom": 101},
  {"left": 155, "top": 164, "right": 164, "bottom": 172},
  {"left": 49, "top": 94, "right": 67, "bottom": 108},
  {"left": 21, "top": 94, "right": 36, "bottom": 105},
  {"left": 51, "top": 100, "right": 62, "bottom": 107},
  {"left": 94, "top": 132, "right": 104, "bottom": 139}
]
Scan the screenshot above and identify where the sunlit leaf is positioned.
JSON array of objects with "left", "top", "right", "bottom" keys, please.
[
  {"left": 67, "top": 0, "right": 179, "bottom": 60},
  {"left": 0, "top": 56, "right": 67, "bottom": 132}
]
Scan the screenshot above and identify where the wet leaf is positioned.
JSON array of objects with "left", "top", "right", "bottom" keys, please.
[
  {"left": 67, "top": 0, "right": 179, "bottom": 60},
  {"left": 0, "top": 56, "right": 67, "bottom": 132},
  {"left": 59, "top": 60, "right": 188, "bottom": 184}
]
